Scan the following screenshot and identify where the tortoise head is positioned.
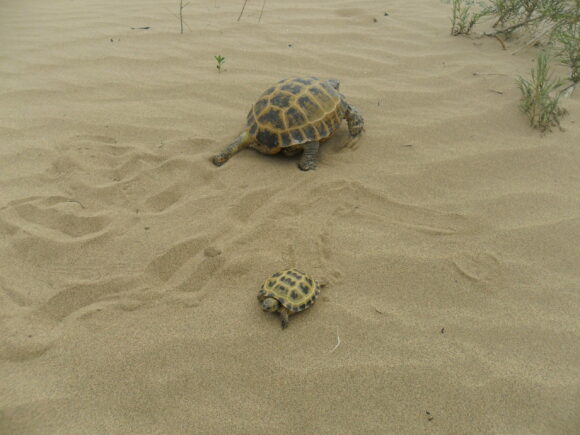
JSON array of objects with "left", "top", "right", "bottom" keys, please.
[
  {"left": 261, "top": 297, "right": 280, "bottom": 312},
  {"left": 346, "top": 104, "right": 364, "bottom": 137},
  {"left": 326, "top": 79, "right": 340, "bottom": 90}
]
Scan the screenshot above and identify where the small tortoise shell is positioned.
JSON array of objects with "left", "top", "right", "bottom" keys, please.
[{"left": 257, "top": 268, "right": 320, "bottom": 313}]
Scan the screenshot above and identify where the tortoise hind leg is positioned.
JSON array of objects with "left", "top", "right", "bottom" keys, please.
[
  {"left": 212, "top": 131, "right": 251, "bottom": 167},
  {"left": 298, "top": 141, "right": 320, "bottom": 171}
]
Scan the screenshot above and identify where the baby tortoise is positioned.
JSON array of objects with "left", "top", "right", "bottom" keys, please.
[
  {"left": 212, "top": 77, "right": 364, "bottom": 170},
  {"left": 257, "top": 268, "right": 321, "bottom": 328}
]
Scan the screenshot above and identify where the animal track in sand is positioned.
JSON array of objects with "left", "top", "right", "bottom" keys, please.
[
  {"left": 73, "top": 134, "right": 118, "bottom": 145},
  {"left": 143, "top": 183, "right": 187, "bottom": 213},
  {"left": 40, "top": 276, "right": 136, "bottom": 321},
  {"left": 140, "top": 158, "right": 218, "bottom": 214},
  {"left": 227, "top": 187, "right": 277, "bottom": 223},
  {"left": 451, "top": 251, "right": 503, "bottom": 286},
  {"left": 56, "top": 134, "right": 164, "bottom": 181},
  {"left": 315, "top": 229, "right": 343, "bottom": 286},
  {"left": 145, "top": 237, "right": 207, "bottom": 283},
  {"left": 334, "top": 8, "right": 366, "bottom": 17},
  {"left": 0, "top": 312, "right": 60, "bottom": 362},
  {"left": 311, "top": 179, "right": 479, "bottom": 236},
  {"left": 144, "top": 237, "right": 225, "bottom": 303},
  {"left": 0, "top": 195, "right": 110, "bottom": 240},
  {"left": 51, "top": 134, "right": 217, "bottom": 214},
  {"left": 0, "top": 278, "right": 60, "bottom": 362}
]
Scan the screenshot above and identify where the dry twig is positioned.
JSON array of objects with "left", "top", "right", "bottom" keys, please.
[
  {"left": 237, "top": 0, "right": 248, "bottom": 21},
  {"left": 484, "top": 16, "right": 542, "bottom": 37},
  {"left": 330, "top": 326, "right": 341, "bottom": 352},
  {"left": 493, "top": 35, "right": 506, "bottom": 50},
  {"left": 259, "top": 0, "right": 267, "bottom": 23},
  {"left": 179, "top": 0, "right": 190, "bottom": 34}
]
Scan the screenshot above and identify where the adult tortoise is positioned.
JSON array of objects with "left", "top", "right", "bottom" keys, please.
[
  {"left": 257, "top": 268, "right": 321, "bottom": 329},
  {"left": 212, "top": 77, "right": 364, "bottom": 171}
]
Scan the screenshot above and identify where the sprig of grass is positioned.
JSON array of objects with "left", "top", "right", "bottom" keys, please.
[
  {"left": 214, "top": 55, "right": 225, "bottom": 73},
  {"left": 517, "top": 52, "right": 567, "bottom": 130},
  {"left": 457, "top": 1, "right": 578, "bottom": 89},
  {"left": 451, "top": 0, "right": 485, "bottom": 35},
  {"left": 554, "top": 25, "right": 579, "bottom": 83},
  {"left": 550, "top": 0, "right": 580, "bottom": 83},
  {"left": 486, "top": 0, "right": 525, "bottom": 28}
]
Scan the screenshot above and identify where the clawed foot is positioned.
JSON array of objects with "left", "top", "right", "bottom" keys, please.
[
  {"left": 212, "top": 154, "right": 228, "bottom": 167},
  {"left": 298, "top": 161, "right": 317, "bottom": 171},
  {"left": 280, "top": 310, "right": 289, "bottom": 329}
]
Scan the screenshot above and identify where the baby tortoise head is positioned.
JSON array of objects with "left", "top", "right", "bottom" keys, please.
[
  {"left": 260, "top": 297, "right": 280, "bottom": 313},
  {"left": 258, "top": 293, "right": 290, "bottom": 329}
]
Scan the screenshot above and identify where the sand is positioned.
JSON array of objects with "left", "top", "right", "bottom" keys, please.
[{"left": 1, "top": 0, "right": 579, "bottom": 433}]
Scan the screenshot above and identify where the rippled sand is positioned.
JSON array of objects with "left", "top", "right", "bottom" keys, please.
[{"left": 1, "top": 0, "right": 579, "bottom": 433}]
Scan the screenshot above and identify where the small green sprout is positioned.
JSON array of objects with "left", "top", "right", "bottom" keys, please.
[{"left": 215, "top": 55, "right": 225, "bottom": 73}]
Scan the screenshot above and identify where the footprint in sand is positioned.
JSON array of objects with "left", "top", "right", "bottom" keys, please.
[
  {"left": 143, "top": 183, "right": 188, "bottom": 213},
  {"left": 0, "top": 311, "right": 60, "bottom": 362},
  {"left": 334, "top": 8, "right": 366, "bottom": 18},
  {"left": 0, "top": 277, "right": 60, "bottom": 362},
  {"left": 227, "top": 187, "right": 277, "bottom": 223},
  {"left": 58, "top": 134, "right": 164, "bottom": 181},
  {"left": 450, "top": 251, "right": 503, "bottom": 287},
  {"left": 73, "top": 134, "right": 118, "bottom": 145},
  {"left": 144, "top": 237, "right": 225, "bottom": 306},
  {"left": 0, "top": 195, "right": 111, "bottom": 241}
]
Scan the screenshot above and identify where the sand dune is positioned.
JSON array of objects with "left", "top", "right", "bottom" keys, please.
[{"left": 1, "top": 0, "right": 579, "bottom": 433}]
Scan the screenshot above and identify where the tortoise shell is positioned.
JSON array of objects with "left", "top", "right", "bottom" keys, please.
[
  {"left": 257, "top": 268, "right": 320, "bottom": 313},
  {"left": 246, "top": 77, "right": 347, "bottom": 151}
]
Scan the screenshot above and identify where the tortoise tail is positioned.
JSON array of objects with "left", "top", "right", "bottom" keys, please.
[{"left": 212, "top": 130, "right": 251, "bottom": 167}]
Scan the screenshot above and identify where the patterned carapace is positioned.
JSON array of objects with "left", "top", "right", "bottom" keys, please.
[
  {"left": 247, "top": 77, "right": 347, "bottom": 150},
  {"left": 257, "top": 268, "right": 320, "bottom": 313}
]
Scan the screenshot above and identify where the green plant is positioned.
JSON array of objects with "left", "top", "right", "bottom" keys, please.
[
  {"left": 554, "top": 23, "right": 580, "bottom": 82},
  {"left": 486, "top": 0, "right": 523, "bottom": 27},
  {"left": 482, "top": 0, "right": 579, "bottom": 37},
  {"left": 215, "top": 55, "right": 226, "bottom": 73},
  {"left": 478, "top": 1, "right": 578, "bottom": 88},
  {"left": 550, "top": 0, "right": 580, "bottom": 82},
  {"left": 517, "top": 52, "right": 567, "bottom": 130},
  {"left": 451, "top": 0, "right": 483, "bottom": 35}
]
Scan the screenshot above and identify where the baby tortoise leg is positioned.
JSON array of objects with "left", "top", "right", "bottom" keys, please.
[
  {"left": 280, "top": 308, "right": 289, "bottom": 329},
  {"left": 212, "top": 130, "right": 251, "bottom": 167},
  {"left": 298, "top": 141, "right": 320, "bottom": 171},
  {"left": 345, "top": 104, "right": 365, "bottom": 137}
]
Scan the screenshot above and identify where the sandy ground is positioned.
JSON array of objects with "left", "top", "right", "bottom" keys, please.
[{"left": 1, "top": 0, "right": 579, "bottom": 433}]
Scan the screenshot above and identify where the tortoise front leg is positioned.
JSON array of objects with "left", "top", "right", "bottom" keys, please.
[
  {"left": 298, "top": 141, "right": 320, "bottom": 171},
  {"left": 280, "top": 308, "right": 289, "bottom": 329}
]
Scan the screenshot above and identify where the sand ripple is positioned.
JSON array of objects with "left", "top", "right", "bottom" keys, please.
[{"left": 1, "top": 0, "right": 579, "bottom": 433}]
